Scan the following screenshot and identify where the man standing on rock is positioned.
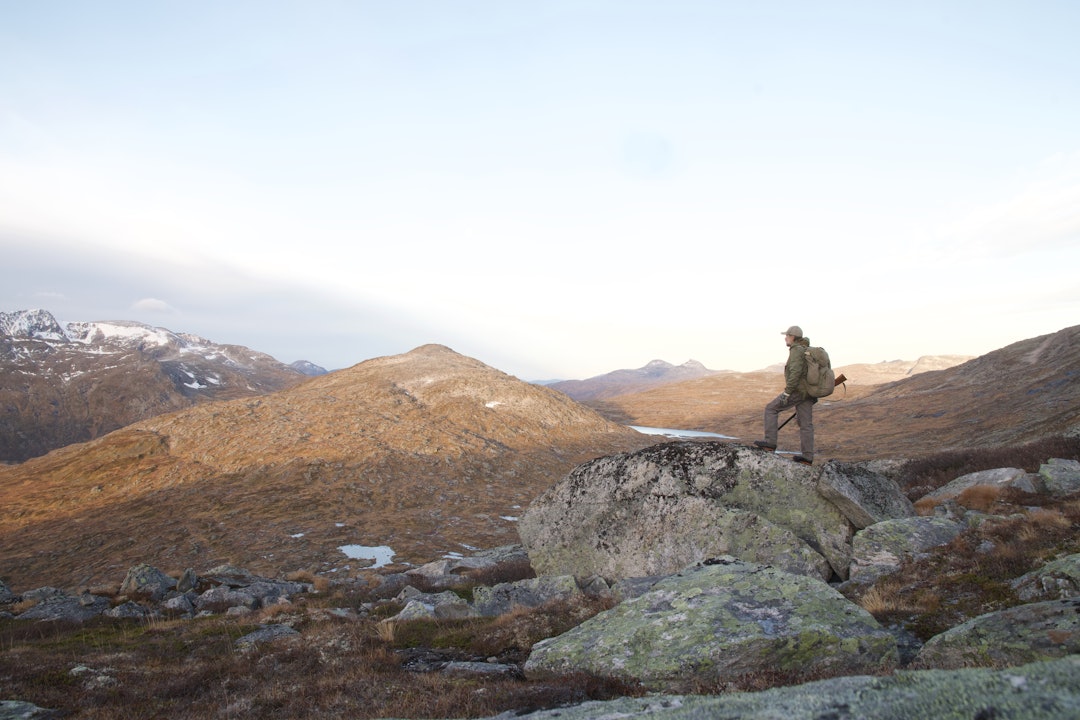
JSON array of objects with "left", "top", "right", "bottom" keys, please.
[{"left": 755, "top": 326, "right": 815, "bottom": 465}]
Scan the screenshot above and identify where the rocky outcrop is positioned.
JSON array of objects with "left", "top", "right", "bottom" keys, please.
[
  {"left": 518, "top": 442, "right": 878, "bottom": 583},
  {"left": 524, "top": 558, "right": 897, "bottom": 691},
  {"left": 914, "top": 598, "right": 1080, "bottom": 669}
]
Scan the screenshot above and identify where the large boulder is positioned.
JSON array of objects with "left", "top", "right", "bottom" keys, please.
[
  {"left": 816, "top": 460, "right": 916, "bottom": 528},
  {"left": 488, "top": 656, "right": 1080, "bottom": 720},
  {"left": 518, "top": 442, "right": 853, "bottom": 582},
  {"left": 523, "top": 558, "right": 897, "bottom": 691},
  {"left": 913, "top": 598, "right": 1080, "bottom": 669}
]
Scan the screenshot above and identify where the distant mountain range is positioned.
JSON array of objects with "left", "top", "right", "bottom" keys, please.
[
  {"left": 0, "top": 309, "right": 324, "bottom": 462},
  {"left": 547, "top": 359, "right": 728, "bottom": 401}
]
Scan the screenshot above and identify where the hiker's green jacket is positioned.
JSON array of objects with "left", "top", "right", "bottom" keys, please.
[{"left": 784, "top": 337, "right": 810, "bottom": 396}]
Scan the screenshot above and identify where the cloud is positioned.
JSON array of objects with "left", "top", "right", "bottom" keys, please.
[
  {"left": 130, "top": 298, "right": 177, "bottom": 314},
  {"left": 937, "top": 152, "right": 1080, "bottom": 258}
]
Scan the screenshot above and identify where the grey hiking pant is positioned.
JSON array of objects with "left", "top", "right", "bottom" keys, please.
[{"left": 764, "top": 392, "right": 815, "bottom": 460}]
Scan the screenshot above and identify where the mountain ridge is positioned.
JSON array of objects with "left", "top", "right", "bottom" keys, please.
[
  {"left": 0, "top": 308, "right": 324, "bottom": 462},
  {"left": 0, "top": 343, "right": 653, "bottom": 590}
]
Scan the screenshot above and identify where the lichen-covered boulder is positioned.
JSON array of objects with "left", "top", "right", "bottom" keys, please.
[
  {"left": 1012, "top": 553, "right": 1080, "bottom": 601},
  {"left": 816, "top": 460, "right": 916, "bottom": 529},
  {"left": 1040, "top": 458, "right": 1080, "bottom": 496},
  {"left": 486, "top": 656, "right": 1080, "bottom": 720},
  {"left": 523, "top": 558, "right": 897, "bottom": 691},
  {"left": 913, "top": 598, "right": 1080, "bottom": 669},
  {"left": 518, "top": 442, "right": 853, "bottom": 582},
  {"left": 847, "top": 516, "right": 964, "bottom": 585}
]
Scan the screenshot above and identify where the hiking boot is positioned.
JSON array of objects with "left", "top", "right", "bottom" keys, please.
[
  {"left": 793, "top": 455, "right": 813, "bottom": 465},
  {"left": 753, "top": 441, "right": 777, "bottom": 451}
]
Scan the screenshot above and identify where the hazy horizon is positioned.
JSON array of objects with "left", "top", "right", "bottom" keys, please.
[{"left": 3, "top": 2, "right": 1078, "bottom": 379}]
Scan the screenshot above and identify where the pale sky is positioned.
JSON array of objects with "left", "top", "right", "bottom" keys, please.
[{"left": 2, "top": 2, "right": 1078, "bottom": 380}]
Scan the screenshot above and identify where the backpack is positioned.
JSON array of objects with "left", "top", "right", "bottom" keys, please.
[{"left": 804, "top": 346, "right": 835, "bottom": 398}]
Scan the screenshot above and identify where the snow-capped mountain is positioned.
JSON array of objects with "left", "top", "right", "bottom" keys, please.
[{"left": 0, "top": 309, "right": 324, "bottom": 462}]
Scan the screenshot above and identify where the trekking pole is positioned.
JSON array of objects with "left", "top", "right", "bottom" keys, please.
[{"left": 777, "top": 373, "right": 847, "bottom": 432}]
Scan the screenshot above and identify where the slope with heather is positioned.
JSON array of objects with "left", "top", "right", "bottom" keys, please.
[{"left": 0, "top": 345, "right": 653, "bottom": 591}]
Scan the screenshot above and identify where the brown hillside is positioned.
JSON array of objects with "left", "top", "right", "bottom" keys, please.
[
  {"left": 0, "top": 344, "right": 654, "bottom": 591},
  {"left": 589, "top": 326, "right": 1080, "bottom": 461}
]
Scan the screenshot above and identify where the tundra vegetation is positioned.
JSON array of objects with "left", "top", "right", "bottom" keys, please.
[{"left": 1, "top": 435, "right": 1079, "bottom": 719}]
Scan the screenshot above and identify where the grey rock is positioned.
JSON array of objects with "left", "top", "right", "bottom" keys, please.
[
  {"left": 816, "top": 460, "right": 915, "bottom": 529},
  {"left": 193, "top": 585, "right": 259, "bottom": 613},
  {"left": 611, "top": 575, "right": 668, "bottom": 602},
  {"left": 1012, "top": 553, "right": 1080, "bottom": 601},
  {"left": 162, "top": 593, "right": 196, "bottom": 617},
  {"left": 484, "top": 656, "right": 1080, "bottom": 720},
  {"left": 176, "top": 567, "right": 198, "bottom": 593},
  {"left": 203, "top": 564, "right": 255, "bottom": 587},
  {"left": 914, "top": 597, "right": 1080, "bottom": 669},
  {"left": 519, "top": 441, "right": 853, "bottom": 583},
  {"left": 390, "top": 591, "right": 475, "bottom": 621},
  {"left": 472, "top": 575, "right": 581, "bottom": 617},
  {"left": 1040, "top": 458, "right": 1080, "bottom": 496},
  {"left": 104, "top": 601, "right": 152, "bottom": 619},
  {"left": 0, "top": 700, "right": 61, "bottom": 719},
  {"left": 847, "top": 516, "right": 965, "bottom": 585},
  {"left": 404, "top": 545, "right": 530, "bottom": 589},
  {"left": 923, "top": 467, "right": 1039, "bottom": 502},
  {"left": 523, "top": 558, "right": 897, "bottom": 692},
  {"left": 0, "top": 579, "right": 15, "bottom": 605},
  {"left": 16, "top": 593, "right": 110, "bottom": 622},
  {"left": 235, "top": 623, "right": 299, "bottom": 649},
  {"left": 119, "top": 563, "right": 177, "bottom": 601},
  {"left": 441, "top": 661, "right": 521, "bottom": 678}
]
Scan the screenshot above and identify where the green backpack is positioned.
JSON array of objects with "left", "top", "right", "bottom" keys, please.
[{"left": 804, "top": 346, "right": 836, "bottom": 398}]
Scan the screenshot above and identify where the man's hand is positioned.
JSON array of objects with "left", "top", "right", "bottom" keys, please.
[{"left": 779, "top": 392, "right": 790, "bottom": 404}]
